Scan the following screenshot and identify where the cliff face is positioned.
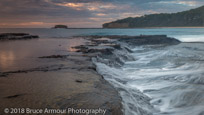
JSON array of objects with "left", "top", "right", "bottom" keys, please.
[
  {"left": 103, "top": 6, "right": 204, "bottom": 28},
  {"left": 103, "top": 23, "right": 129, "bottom": 28}
]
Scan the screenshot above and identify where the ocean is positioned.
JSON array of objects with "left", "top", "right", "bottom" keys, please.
[
  {"left": 0, "top": 28, "right": 204, "bottom": 115},
  {"left": 0, "top": 28, "right": 204, "bottom": 42}
]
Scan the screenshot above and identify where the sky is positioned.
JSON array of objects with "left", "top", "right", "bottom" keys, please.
[{"left": 0, "top": 0, "right": 203, "bottom": 28}]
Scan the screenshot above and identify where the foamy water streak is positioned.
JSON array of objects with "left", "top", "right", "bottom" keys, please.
[
  {"left": 173, "top": 35, "right": 204, "bottom": 42},
  {"left": 94, "top": 43, "right": 204, "bottom": 115}
]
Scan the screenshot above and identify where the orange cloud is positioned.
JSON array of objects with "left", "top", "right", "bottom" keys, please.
[
  {"left": 96, "top": 13, "right": 106, "bottom": 16},
  {"left": 17, "top": 22, "right": 44, "bottom": 26},
  {"left": 56, "top": 3, "right": 84, "bottom": 10},
  {"left": 87, "top": 3, "right": 117, "bottom": 11},
  {"left": 0, "top": 22, "right": 46, "bottom": 28},
  {"left": 87, "top": 6, "right": 99, "bottom": 11},
  {"left": 53, "top": 2, "right": 117, "bottom": 11}
]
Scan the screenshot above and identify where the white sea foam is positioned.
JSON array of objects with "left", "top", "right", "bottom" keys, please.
[
  {"left": 94, "top": 42, "right": 204, "bottom": 115},
  {"left": 172, "top": 35, "right": 204, "bottom": 42}
]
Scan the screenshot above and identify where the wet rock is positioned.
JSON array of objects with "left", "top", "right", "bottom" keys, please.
[
  {"left": 0, "top": 73, "right": 8, "bottom": 77},
  {"left": 113, "top": 44, "right": 122, "bottom": 49},
  {"left": 117, "top": 35, "right": 181, "bottom": 45},
  {"left": 5, "top": 94, "right": 25, "bottom": 99},
  {"left": 91, "top": 39, "right": 110, "bottom": 45},
  {"left": 0, "top": 33, "right": 39, "bottom": 40},
  {"left": 0, "top": 64, "right": 75, "bottom": 77},
  {"left": 87, "top": 66, "right": 97, "bottom": 71},
  {"left": 78, "top": 35, "right": 180, "bottom": 45},
  {"left": 75, "top": 80, "right": 83, "bottom": 83},
  {"left": 38, "top": 55, "right": 69, "bottom": 58}
]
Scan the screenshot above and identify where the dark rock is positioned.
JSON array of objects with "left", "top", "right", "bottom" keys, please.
[
  {"left": 38, "top": 55, "right": 69, "bottom": 59},
  {"left": 118, "top": 35, "right": 181, "bottom": 45},
  {"left": 53, "top": 25, "right": 68, "bottom": 29},
  {"left": 91, "top": 39, "right": 110, "bottom": 44},
  {"left": 0, "top": 73, "right": 8, "bottom": 77},
  {"left": 5, "top": 94, "right": 25, "bottom": 99},
  {"left": 124, "top": 47, "right": 133, "bottom": 53},
  {"left": 72, "top": 45, "right": 88, "bottom": 50},
  {"left": 87, "top": 66, "right": 97, "bottom": 71},
  {"left": 85, "top": 35, "right": 180, "bottom": 45},
  {"left": 75, "top": 80, "right": 83, "bottom": 83},
  {"left": 113, "top": 44, "right": 122, "bottom": 49},
  {"left": 0, "top": 33, "right": 39, "bottom": 40}
]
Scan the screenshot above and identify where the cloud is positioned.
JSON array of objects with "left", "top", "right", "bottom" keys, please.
[
  {"left": 0, "top": 0, "right": 203, "bottom": 28},
  {"left": 96, "top": 13, "right": 106, "bottom": 16},
  {"left": 157, "top": 1, "right": 199, "bottom": 6},
  {"left": 52, "top": 1, "right": 118, "bottom": 11}
]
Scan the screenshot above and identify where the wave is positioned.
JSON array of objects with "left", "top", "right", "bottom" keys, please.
[
  {"left": 172, "top": 35, "right": 204, "bottom": 42},
  {"left": 93, "top": 41, "right": 204, "bottom": 115}
]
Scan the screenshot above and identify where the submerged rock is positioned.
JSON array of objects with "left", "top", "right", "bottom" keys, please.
[
  {"left": 0, "top": 33, "right": 39, "bottom": 40},
  {"left": 38, "top": 55, "right": 69, "bottom": 59},
  {"left": 75, "top": 79, "right": 83, "bottom": 83},
  {"left": 4, "top": 94, "right": 25, "bottom": 99}
]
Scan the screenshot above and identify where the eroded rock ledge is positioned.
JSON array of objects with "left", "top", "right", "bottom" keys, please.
[
  {"left": 71, "top": 35, "right": 181, "bottom": 114},
  {"left": 79, "top": 35, "right": 180, "bottom": 45}
]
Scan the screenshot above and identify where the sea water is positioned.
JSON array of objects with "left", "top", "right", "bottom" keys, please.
[
  {"left": 0, "top": 28, "right": 204, "bottom": 115},
  {"left": 0, "top": 28, "right": 204, "bottom": 42}
]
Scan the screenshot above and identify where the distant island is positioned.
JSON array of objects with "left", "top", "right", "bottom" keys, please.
[
  {"left": 52, "top": 25, "right": 68, "bottom": 29},
  {"left": 103, "top": 5, "right": 204, "bottom": 28}
]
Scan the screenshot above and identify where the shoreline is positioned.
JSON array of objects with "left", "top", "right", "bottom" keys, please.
[{"left": 102, "top": 26, "right": 204, "bottom": 29}]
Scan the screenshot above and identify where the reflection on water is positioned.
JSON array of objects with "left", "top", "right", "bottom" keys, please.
[
  {"left": 0, "top": 51, "right": 15, "bottom": 70},
  {"left": 0, "top": 38, "right": 86, "bottom": 72},
  {"left": 67, "top": 38, "right": 86, "bottom": 52}
]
